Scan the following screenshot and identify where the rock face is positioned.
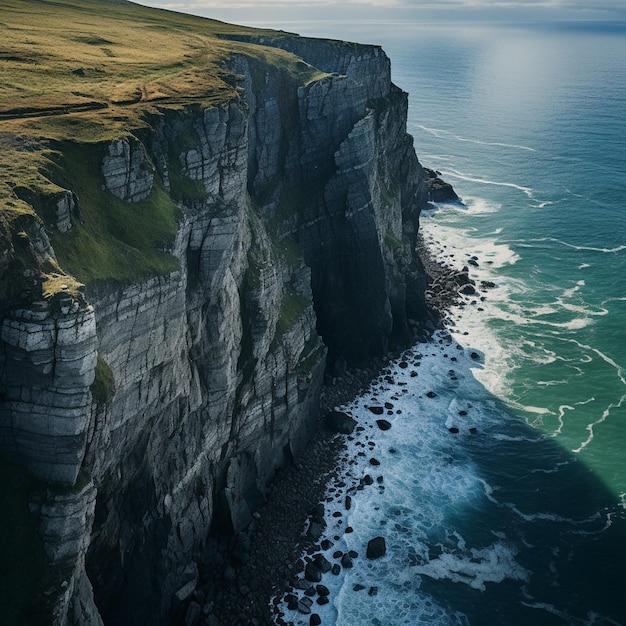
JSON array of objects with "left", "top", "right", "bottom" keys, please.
[
  {"left": 0, "top": 305, "right": 97, "bottom": 483},
  {"left": 101, "top": 137, "right": 155, "bottom": 203},
  {"left": 424, "top": 167, "right": 460, "bottom": 203},
  {"left": 0, "top": 32, "right": 433, "bottom": 626}
]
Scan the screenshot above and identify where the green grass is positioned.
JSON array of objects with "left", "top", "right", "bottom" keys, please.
[
  {"left": 92, "top": 355, "right": 115, "bottom": 404},
  {"left": 384, "top": 231, "right": 403, "bottom": 251},
  {"left": 167, "top": 142, "right": 207, "bottom": 202},
  {"left": 0, "top": 0, "right": 331, "bottom": 300},
  {"left": 274, "top": 291, "right": 310, "bottom": 344},
  {"left": 0, "top": 0, "right": 323, "bottom": 143},
  {"left": 44, "top": 140, "right": 180, "bottom": 285}
]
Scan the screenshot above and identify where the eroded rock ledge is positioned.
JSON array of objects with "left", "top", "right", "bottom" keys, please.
[{"left": 0, "top": 32, "right": 434, "bottom": 625}]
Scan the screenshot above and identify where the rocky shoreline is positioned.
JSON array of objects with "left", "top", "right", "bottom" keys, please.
[{"left": 186, "top": 229, "right": 475, "bottom": 626}]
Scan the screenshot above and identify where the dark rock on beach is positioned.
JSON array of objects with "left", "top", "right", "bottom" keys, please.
[
  {"left": 316, "top": 584, "right": 330, "bottom": 597},
  {"left": 308, "top": 522, "right": 324, "bottom": 541},
  {"left": 424, "top": 167, "right": 460, "bottom": 203},
  {"left": 366, "top": 536, "right": 387, "bottom": 559},
  {"left": 313, "top": 554, "right": 332, "bottom": 574},
  {"left": 305, "top": 562, "right": 322, "bottom": 583},
  {"left": 298, "top": 597, "right": 313, "bottom": 614},
  {"left": 341, "top": 553, "right": 354, "bottom": 568},
  {"left": 326, "top": 410, "right": 357, "bottom": 434}
]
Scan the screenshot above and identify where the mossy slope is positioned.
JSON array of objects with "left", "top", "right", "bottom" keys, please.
[{"left": 0, "top": 0, "right": 323, "bottom": 303}]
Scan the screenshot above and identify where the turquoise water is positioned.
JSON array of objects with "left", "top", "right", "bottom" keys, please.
[
  {"left": 271, "top": 20, "right": 626, "bottom": 625},
  {"left": 394, "top": 21, "right": 626, "bottom": 501}
]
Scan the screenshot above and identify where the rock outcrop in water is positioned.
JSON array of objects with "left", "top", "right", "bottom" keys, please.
[{"left": 0, "top": 25, "right": 434, "bottom": 626}]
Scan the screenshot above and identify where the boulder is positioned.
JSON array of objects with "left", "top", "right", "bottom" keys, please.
[
  {"left": 326, "top": 410, "right": 357, "bottom": 434},
  {"left": 308, "top": 522, "right": 324, "bottom": 541},
  {"left": 366, "top": 536, "right": 386, "bottom": 559},
  {"left": 424, "top": 168, "right": 459, "bottom": 203},
  {"left": 316, "top": 584, "right": 330, "bottom": 597},
  {"left": 313, "top": 554, "right": 332, "bottom": 574},
  {"left": 459, "top": 284, "right": 476, "bottom": 296},
  {"left": 185, "top": 601, "right": 201, "bottom": 626},
  {"left": 305, "top": 562, "right": 322, "bottom": 583},
  {"left": 297, "top": 597, "right": 313, "bottom": 614}
]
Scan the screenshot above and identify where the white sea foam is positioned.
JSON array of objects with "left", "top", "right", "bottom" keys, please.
[
  {"left": 415, "top": 124, "right": 536, "bottom": 152},
  {"left": 529, "top": 460, "right": 574, "bottom": 475},
  {"left": 572, "top": 398, "right": 625, "bottom": 454},
  {"left": 504, "top": 503, "right": 602, "bottom": 526},
  {"left": 520, "top": 600, "right": 623, "bottom": 626},
  {"left": 507, "top": 401, "right": 553, "bottom": 416},
  {"left": 545, "top": 336, "right": 626, "bottom": 453},
  {"left": 276, "top": 329, "right": 535, "bottom": 625},
  {"left": 442, "top": 167, "right": 535, "bottom": 198},
  {"left": 411, "top": 540, "right": 529, "bottom": 591},
  {"left": 537, "top": 379, "right": 568, "bottom": 387},
  {"left": 512, "top": 237, "right": 626, "bottom": 254},
  {"left": 552, "top": 398, "right": 595, "bottom": 437},
  {"left": 461, "top": 196, "right": 502, "bottom": 215}
]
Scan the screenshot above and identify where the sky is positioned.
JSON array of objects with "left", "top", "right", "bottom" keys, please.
[{"left": 133, "top": 0, "right": 626, "bottom": 28}]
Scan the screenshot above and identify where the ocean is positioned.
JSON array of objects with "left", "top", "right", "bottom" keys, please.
[{"left": 267, "top": 19, "right": 626, "bottom": 625}]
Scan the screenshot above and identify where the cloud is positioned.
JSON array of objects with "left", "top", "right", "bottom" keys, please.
[
  {"left": 141, "top": 0, "right": 623, "bottom": 6},
  {"left": 135, "top": 0, "right": 626, "bottom": 23}
]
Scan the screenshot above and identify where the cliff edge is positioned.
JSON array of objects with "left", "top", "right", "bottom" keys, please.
[{"left": 0, "top": 1, "right": 433, "bottom": 623}]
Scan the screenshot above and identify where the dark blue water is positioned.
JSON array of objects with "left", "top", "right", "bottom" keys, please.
[{"left": 268, "top": 20, "right": 626, "bottom": 625}]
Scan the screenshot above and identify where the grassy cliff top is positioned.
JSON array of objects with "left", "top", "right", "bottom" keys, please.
[
  {"left": 0, "top": 0, "right": 327, "bottom": 303},
  {"left": 1, "top": 0, "right": 304, "bottom": 130},
  {"left": 0, "top": 0, "right": 321, "bottom": 197}
]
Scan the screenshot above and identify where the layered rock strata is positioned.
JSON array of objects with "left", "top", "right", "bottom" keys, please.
[{"left": 0, "top": 32, "right": 432, "bottom": 625}]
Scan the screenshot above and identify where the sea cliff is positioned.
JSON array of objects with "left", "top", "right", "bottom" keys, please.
[{"left": 0, "top": 3, "right": 435, "bottom": 624}]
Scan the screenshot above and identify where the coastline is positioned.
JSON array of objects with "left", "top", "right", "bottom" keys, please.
[{"left": 200, "top": 227, "right": 468, "bottom": 625}]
